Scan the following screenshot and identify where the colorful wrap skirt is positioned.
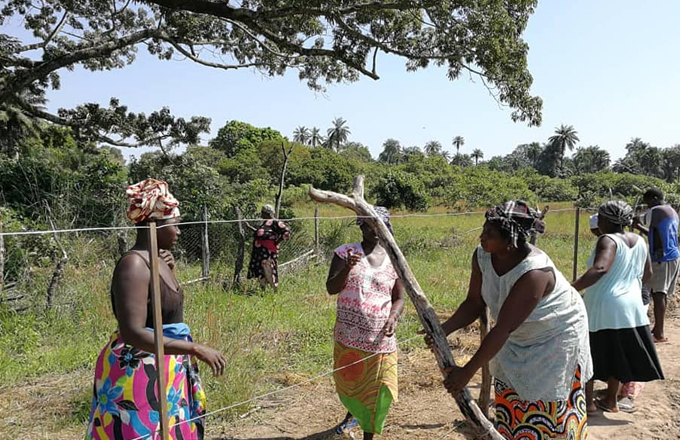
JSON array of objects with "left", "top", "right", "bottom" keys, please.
[
  {"left": 333, "top": 341, "right": 398, "bottom": 435},
  {"left": 494, "top": 366, "right": 588, "bottom": 440},
  {"left": 85, "top": 332, "right": 206, "bottom": 440}
]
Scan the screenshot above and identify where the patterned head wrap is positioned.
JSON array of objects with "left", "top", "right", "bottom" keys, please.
[
  {"left": 261, "top": 204, "right": 275, "bottom": 217},
  {"left": 357, "top": 206, "right": 394, "bottom": 234},
  {"left": 485, "top": 200, "right": 546, "bottom": 248},
  {"left": 598, "top": 200, "right": 633, "bottom": 226},
  {"left": 126, "top": 178, "right": 180, "bottom": 224}
]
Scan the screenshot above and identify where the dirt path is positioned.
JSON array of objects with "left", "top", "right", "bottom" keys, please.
[
  {"left": 214, "top": 312, "right": 680, "bottom": 440},
  {"left": 2, "top": 314, "right": 678, "bottom": 440}
]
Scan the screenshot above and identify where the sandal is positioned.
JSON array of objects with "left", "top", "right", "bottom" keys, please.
[
  {"left": 335, "top": 417, "right": 359, "bottom": 434},
  {"left": 653, "top": 336, "right": 669, "bottom": 343},
  {"left": 595, "top": 398, "right": 619, "bottom": 413}
]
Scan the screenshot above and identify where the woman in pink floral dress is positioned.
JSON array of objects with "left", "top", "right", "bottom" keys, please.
[{"left": 326, "top": 207, "right": 405, "bottom": 440}]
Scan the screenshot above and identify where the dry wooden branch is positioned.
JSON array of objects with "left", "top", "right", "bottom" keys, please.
[
  {"left": 275, "top": 141, "right": 295, "bottom": 219},
  {"left": 478, "top": 307, "right": 492, "bottom": 418},
  {"left": 309, "top": 176, "right": 502, "bottom": 439}
]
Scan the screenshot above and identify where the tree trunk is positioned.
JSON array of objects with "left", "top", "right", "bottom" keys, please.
[
  {"left": 309, "top": 176, "right": 502, "bottom": 440},
  {"left": 46, "top": 255, "right": 68, "bottom": 309},
  {"left": 233, "top": 207, "right": 246, "bottom": 288},
  {"left": 275, "top": 142, "right": 295, "bottom": 219}
]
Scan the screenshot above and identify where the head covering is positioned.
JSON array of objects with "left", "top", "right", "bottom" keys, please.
[
  {"left": 598, "top": 200, "right": 633, "bottom": 226},
  {"left": 261, "top": 204, "right": 275, "bottom": 217},
  {"left": 485, "top": 200, "right": 546, "bottom": 248},
  {"left": 357, "top": 206, "right": 394, "bottom": 234},
  {"left": 589, "top": 214, "right": 599, "bottom": 230},
  {"left": 126, "top": 178, "right": 180, "bottom": 224}
]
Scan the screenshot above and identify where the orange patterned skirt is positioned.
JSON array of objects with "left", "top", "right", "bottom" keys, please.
[{"left": 494, "top": 366, "right": 588, "bottom": 440}]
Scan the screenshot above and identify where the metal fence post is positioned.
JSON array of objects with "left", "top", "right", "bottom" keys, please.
[
  {"left": 572, "top": 207, "right": 580, "bottom": 281},
  {"left": 201, "top": 206, "right": 210, "bottom": 282}
]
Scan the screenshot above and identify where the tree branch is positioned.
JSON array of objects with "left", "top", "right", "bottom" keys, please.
[
  {"left": 145, "top": 0, "right": 380, "bottom": 79},
  {"left": 20, "top": 11, "right": 70, "bottom": 52},
  {"left": 1, "top": 29, "right": 156, "bottom": 102},
  {"left": 163, "top": 36, "right": 279, "bottom": 70},
  {"left": 21, "top": 105, "right": 169, "bottom": 148},
  {"left": 258, "top": 0, "right": 441, "bottom": 19}
]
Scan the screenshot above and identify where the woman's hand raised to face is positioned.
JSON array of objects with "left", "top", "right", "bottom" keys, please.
[
  {"left": 159, "top": 249, "right": 175, "bottom": 270},
  {"left": 345, "top": 249, "right": 362, "bottom": 268}
]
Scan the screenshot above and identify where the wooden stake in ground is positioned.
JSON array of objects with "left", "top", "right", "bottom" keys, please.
[
  {"left": 148, "top": 222, "right": 170, "bottom": 440},
  {"left": 309, "top": 176, "right": 502, "bottom": 440}
]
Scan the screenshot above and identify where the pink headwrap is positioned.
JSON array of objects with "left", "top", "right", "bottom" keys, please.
[{"left": 126, "top": 178, "right": 180, "bottom": 224}]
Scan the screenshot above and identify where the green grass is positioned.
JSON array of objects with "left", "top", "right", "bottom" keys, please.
[{"left": 0, "top": 202, "right": 597, "bottom": 430}]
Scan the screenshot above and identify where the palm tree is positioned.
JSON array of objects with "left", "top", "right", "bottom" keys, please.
[
  {"left": 292, "top": 126, "right": 310, "bottom": 145},
  {"left": 548, "top": 124, "right": 579, "bottom": 173},
  {"left": 471, "top": 148, "right": 484, "bottom": 165},
  {"left": 326, "top": 117, "right": 351, "bottom": 152},
  {"left": 452, "top": 136, "right": 465, "bottom": 156},
  {"left": 309, "top": 127, "right": 323, "bottom": 147},
  {"left": 378, "top": 138, "right": 403, "bottom": 164},
  {"left": 423, "top": 140, "right": 443, "bottom": 157},
  {"left": 524, "top": 142, "right": 543, "bottom": 168}
]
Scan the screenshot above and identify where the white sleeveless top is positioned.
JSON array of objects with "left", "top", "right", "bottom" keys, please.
[{"left": 477, "top": 246, "right": 593, "bottom": 401}]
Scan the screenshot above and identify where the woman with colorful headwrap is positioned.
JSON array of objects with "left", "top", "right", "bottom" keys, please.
[
  {"left": 573, "top": 201, "right": 663, "bottom": 414},
  {"left": 425, "top": 200, "right": 592, "bottom": 440},
  {"left": 326, "top": 206, "right": 405, "bottom": 440},
  {"left": 246, "top": 204, "right": 291, "bottom": 291},
  {"left": 85, "top": 179, "right": 226, "bottom": 440}
]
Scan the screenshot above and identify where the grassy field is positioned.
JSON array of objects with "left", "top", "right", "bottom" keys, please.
[{"left": 0, "top": 202, "right": 597, "bottom": 436}]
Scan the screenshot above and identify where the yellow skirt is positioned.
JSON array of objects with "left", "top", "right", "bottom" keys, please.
[{"left": 333, "top": 341, "right": 398, "bottom": 434}]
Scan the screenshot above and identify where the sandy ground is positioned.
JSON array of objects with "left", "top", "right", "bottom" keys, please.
[
  {"left": 213, "top": 311, "right": 680, "bottom": 440},
  {"left": 3, "top": 312, "right": 679, "bottom": 440}
]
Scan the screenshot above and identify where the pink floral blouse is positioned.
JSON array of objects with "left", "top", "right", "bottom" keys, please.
[{"left": 333, "top": 243, "right": 399, "bottom": 353}]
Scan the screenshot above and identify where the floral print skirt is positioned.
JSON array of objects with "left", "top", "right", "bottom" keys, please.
[{"left": 85, "top": 332, "right": 206, "bottom": 440}]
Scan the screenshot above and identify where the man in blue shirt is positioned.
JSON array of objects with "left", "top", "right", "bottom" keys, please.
[{"left": 634, "top": 188, "right": 680, "bottom": 342}]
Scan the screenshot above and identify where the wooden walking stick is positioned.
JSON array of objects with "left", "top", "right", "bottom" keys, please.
[{"left": 309, "top": 176, "right": 502, "bottom": 440}]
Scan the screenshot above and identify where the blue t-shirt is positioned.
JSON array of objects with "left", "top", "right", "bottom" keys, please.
[{"left": 640, "top": 205, "right": 680, "bottom": 263}]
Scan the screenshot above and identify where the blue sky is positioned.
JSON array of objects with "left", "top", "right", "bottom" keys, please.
[{"left": 9, "top": 0, "right": 680, "bottom": 162}]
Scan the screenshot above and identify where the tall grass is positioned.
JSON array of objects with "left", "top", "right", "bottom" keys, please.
[{"left": 0, "top": 203, "right": 596, "bottom": 433}]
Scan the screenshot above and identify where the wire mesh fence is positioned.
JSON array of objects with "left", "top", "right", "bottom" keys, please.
[
  {"left": 0, "top": 208, "right": 597, "bottom": 312},
  {"left": 0, "top": 206, "right": 605, "bottom": 439}
]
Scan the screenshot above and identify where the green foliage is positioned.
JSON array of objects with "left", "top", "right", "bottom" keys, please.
[
  {"left": 0, "top": 126, "right": 127, "bottom": 227},
  {"left": 209, "top": 121, "right": 283, "bottom": 158},
  {"left": 371, "top": 170, "right": 429, "bottom": 211}
]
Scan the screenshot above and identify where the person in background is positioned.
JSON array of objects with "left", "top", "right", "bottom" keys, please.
[
  {"left": 588, "top": 213, "right": 649, "bottom": 411},
  {"left": 633, "top": 188, "right": 679, "bottom": 342},
  {"left": 326, "top": 207, "right": 405, "bottom": 440},
  {"left": 85, "top": 178, "right": 226, "bottom": 440},
  {"left": 574, "top": 202, "right": 663, "bottom": 414},
  {"left": 427, "top": 201, "right": 591, "bottom": 440},
  {"left": 246, "top": 204, "right": 291, "bottom": 292}
]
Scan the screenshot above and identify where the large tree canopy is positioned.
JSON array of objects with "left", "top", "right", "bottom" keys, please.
[{"left": 1, "top": 0, "right": 542, "bottom": 149}]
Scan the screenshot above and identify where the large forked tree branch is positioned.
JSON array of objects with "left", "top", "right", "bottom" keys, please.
[{"left": 309, "top": 176, "right": 503, "bottom": 440}]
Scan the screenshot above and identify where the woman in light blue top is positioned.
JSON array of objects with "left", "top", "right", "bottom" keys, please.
[{"left": 573, "top": 201, "right": 664, "bottom": 414}]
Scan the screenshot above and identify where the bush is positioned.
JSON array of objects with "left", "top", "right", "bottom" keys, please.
[{"left": 371, "top": 171, "right": 429, "bottom": 211}]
